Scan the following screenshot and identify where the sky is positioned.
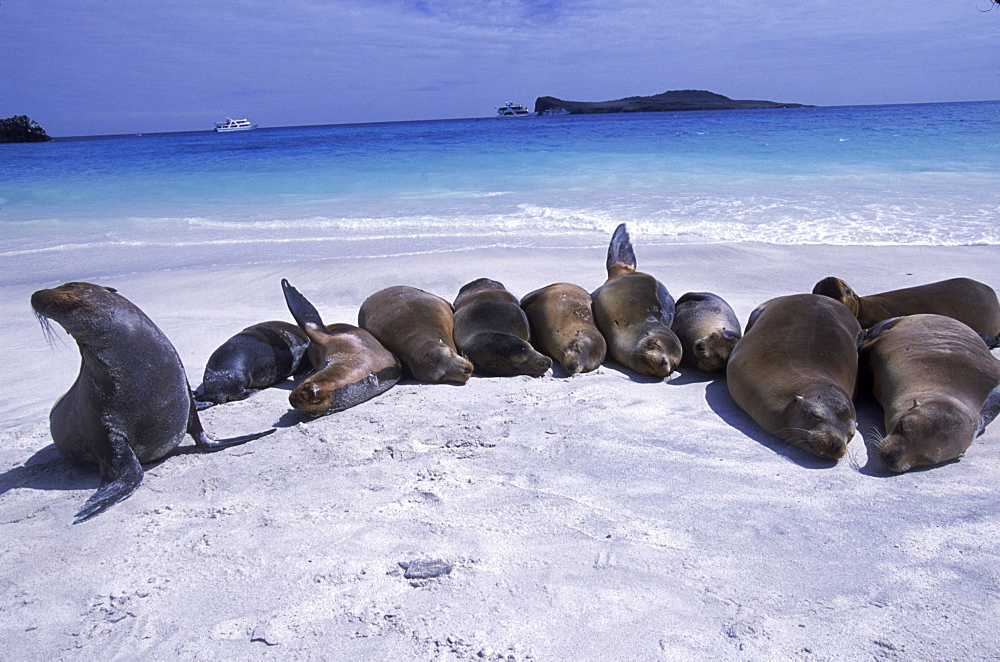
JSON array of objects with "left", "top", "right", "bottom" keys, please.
[{"left": 2, "top": 0, "right": 998, "bottom": 136}]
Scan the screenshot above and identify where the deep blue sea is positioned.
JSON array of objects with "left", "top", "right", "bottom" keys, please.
[{"left": 2, "top": 101, "right": 999, "bottom": 283}]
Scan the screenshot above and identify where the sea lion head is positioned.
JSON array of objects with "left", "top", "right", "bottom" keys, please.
[
  {"left": 811, "top": 277, "right": 860, "bottom": 316},
  {"left": 690, "top": 330, "right": 741, "bottom": 373},
  {"left": 465, "top": 333, "right": 551, "bottom": 377},
  {"left": 877, "top": 398, "right": 978, "bottom": 473},
  {"left": 560, "top": 333, "right": 607, "bottom": 375},
  {"left": 31, "top": 282, "right": 122, "bottom": 339},
  {"left": 418, "top": 340, "right": 474, "bottom": 384},
  {"left": 779, "top": 386, "right": 857, "bottom": 460},
  {"left": 632, "top": 331, "right": 683, "bottom": 378}
]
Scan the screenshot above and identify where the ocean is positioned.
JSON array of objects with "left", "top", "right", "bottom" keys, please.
[{"left": 2, "top": 101, "right": 999, "bottom": 286}]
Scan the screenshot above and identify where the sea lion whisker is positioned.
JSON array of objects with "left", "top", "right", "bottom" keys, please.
[{"left": 34, "top": 312, "right": 65, "bottom": 347}]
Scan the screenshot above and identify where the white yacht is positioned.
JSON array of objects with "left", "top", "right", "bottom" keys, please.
[
  {"left": 496, "top": 102, "right": 533, "bottom": 118},
  {"left": 213, "top": 117, "right": 257, "bottom": 132}
]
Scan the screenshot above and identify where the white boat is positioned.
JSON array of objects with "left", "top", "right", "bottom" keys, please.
[
  {"left": 496, "top": 102, "right": 533, "bottom": 118},
  {"left": 213, "top": 117, "right": 257, "bottom": 132}
]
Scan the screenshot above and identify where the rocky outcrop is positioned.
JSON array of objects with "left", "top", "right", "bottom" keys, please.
[
  {"left": 534, "top": 90, "right": 810, "bottom": 115},
  {"left": 0, "top": 115, "right": 53, "bottom": 143}
]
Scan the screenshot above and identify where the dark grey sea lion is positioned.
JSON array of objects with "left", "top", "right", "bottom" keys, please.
[
  {"left": 520, "top": 282, "right": 606, "bottom": 375},
  {"left": 672, "top": 291, "right": 742, "bottom": 373},
  {"left": 282, "top": 279, "right": 401, "bottom": 416},
  {"left": 31, "top": 282, "right": 275, "bottom": 523},
  {"left": 591, "top": 223, "right": 682, "bottom": 378},
  {"left": 194, "top": 321, "right": 310, "bottom": 408},
  {"left": 452, "top": 278, "right": 552, "bottom": 377},
  {"left": 860, "top": 313, "right": 1000, "bottom": 472},
  {"left": 726, "top": 293, "right": 862, "bottom": 461},
  {"left": 812, "top": 276, "right": 1000, "bottom": 338},
  {"left": 358, "top": 285, "right": 473, "bottom": 384}
]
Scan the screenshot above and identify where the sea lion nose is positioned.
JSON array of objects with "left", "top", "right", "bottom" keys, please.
[{"left": 296, "top": 383, "right": 325, "bottom": 405}]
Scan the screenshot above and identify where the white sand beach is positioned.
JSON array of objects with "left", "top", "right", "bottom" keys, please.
[{"left": 3, "top": 241, "right": 1000, "bottom": 660}]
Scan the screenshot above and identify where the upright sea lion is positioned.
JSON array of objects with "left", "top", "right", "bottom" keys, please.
[
  {"left": 282, "top": 279, "right": 401, "bottom": 416},
  {"left": 591, "top": 223, "right": 682, "bottom": 378},
  {"left": 452, "top": 278, "right": 552, "bottom": 377},
  {"left": 358, "top": 286, "right": 473, "bottom": 384},
  {"left": 672, "top": 291, "right": 742, "bottom": 373},
  {"left": 859, "top": 314, "right": 1000, "bottom": 473},
  {"left": 812, "top": 276, "right": 1000, "bottom": 338},
  {"left": 194, "top": 321, "right": 310, "bottom": 408},
  {"left": 726, "top": 293, "right": 862, "bottom": 460},
  {"left": 520, "top": 283, "right": 606, "bottom": 375},
  {"left": 31, "top": 282, "right": 274, "bottom": 523}
]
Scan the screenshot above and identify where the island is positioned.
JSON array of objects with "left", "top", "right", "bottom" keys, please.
[
  {"left": 0, "top": 115, "right": 53, "bottom": 143},
  {"left": 534, "top": 90, "right": 810, "bottom": 115}
]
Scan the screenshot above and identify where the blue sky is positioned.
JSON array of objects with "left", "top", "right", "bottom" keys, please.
[{"left": 2, "top": 0, "right": 998, "bottom": 136}]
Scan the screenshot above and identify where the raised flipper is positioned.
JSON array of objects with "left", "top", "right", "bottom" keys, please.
[
  {"left": 858, "top": 316, "right": 905, "bottom": 353},
  {"left": 74, "top": 432, "right": 144, "bottom": 524},
  {"left": 606, "top": 223, "right": 637, "bottom": 271},
  {"left": 977, "top": 332, "right": 1000, "bottom": 350},
  {"left": 282, "top": 278, "right": 325, "bottom": 331},
  {"left": 978, "top": 384, "right": 1000, "bottom": 437}
]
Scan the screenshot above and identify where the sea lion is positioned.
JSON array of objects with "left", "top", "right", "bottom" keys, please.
[
  {"left": 590, "top": 223, "right": 682, "bottom": 378},
  {"left": 358, "top": 286, "right": 473, "bottom": 384},
  {"left": 194, "top": 321, "right": 310, "bottom": 408},
  {"left": 282, "top": 279, "right": 401, "bottom": 416},
  {"left": 31, "top": 282, "right": 275, "bottom": 523},
  {"left": 520, "top": 282, "right": 606, "bottom": 375},
  {"left": 452, "top": 278, "right": 552, "bottom": 377},
  {"left": 672, "top": 291, "right": 742, "bottom": 373},
  {"left": 812, "top": 276, "right": 1000, "bottom": 337},
  {"left": 859, "top": 314, "right": 1000, "bottom": 472},
  {"left": 726, "top": 293, "right": 862, "bottom": 460}
]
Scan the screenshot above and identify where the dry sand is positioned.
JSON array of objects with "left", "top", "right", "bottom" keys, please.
[{"left": 3, "top": 242, "right": 1000, "bottom": 660}]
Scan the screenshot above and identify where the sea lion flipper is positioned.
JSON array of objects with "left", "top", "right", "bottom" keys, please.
[
  {"left": 281, "top": 279, "right": 325, "bottom": 330},
  {"left": 186, "top": 391, "right": 276, "bottom": 449},
  {"left": 859, "top": 316, "right": 904, "bottom": 353},
  {"left": 73, "top": 436, "right": 144, "bottom": 524},
  {"left": 978, "top": 385, "right": 1000, "bottom": 437},
  {"left": 606, "top": 223, "right": 636, "bottom": 271},
  {"left": 977, "top": 332, "right": 1000, "bottom": 350}
]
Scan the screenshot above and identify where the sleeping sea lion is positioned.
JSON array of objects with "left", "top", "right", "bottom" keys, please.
[
  {"left": 358, "top": 286, "right": 473, "bottom": 384},
  {"left": 590, "top": 223, "right": 682, "bottom": 378},
  {"left": 282, "top": 279, "right": 401, "bottom": 416},
  {"left": 452, "top": 278, "right": 552, "bottom": 377},
  {"left": 194, "top": 321, "right": 310, "bottom": 408},
  {"left": 812, "top": 276, "right": 1000, "bottom": 339},
  {"left": 860, "top": 314, "right": 1000, "bottom": 472},
  {"left": 520, "top": 282, "right": 606, "bottom": 375},
  {"left": 726, "top": 293, "right": 862, "bottom": 460},
  {"left": 672, "top": 291, "right": 742, "bottom": 373},
  {"left": 31, "top": 282, "right": 274, "bottom": 523}
]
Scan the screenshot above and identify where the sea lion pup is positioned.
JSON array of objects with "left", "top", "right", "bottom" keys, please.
[
  {"left": 812, "top": 276, "right": 1000, "bottom": 337},
  {"left": 452, "top": 278, "right": 552, "bottom": 377},
  {"left": 520, "top": 282, "right": 606, "bottom": 375},
  {"left": 590, "top": 223, "right": 682, "bottom": 378},
  {"left": 672, "top": 291, "right": 742, "bottom": 373},
  {"left": 194, "top": 321, "right": 310, "bottom": 409},
  {"left": 282, "top": 279, "right": 401, "bottom": 416},
  {"left": 726, "top": 293, "right": 862, "bottom": 460},
  {"left": 31, "top": 282, "right": 275, "bottom": 523},
  {"left": 859, "top": 314, "right": 1000, "bottom": 473},
  {"left": 358, "top": 286, "right": 473, "bottom": 384}
]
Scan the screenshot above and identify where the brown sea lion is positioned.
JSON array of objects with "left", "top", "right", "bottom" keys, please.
[
  {"left": 812, "top": 276, "right": 1000, "bottom": 338},
  {"left": 452, "top": 278, "right": 552, "bottom": 377},
  {"left": 282, "top": 279, "right": 401, "bottom": 416},
  {"left": 726, "top": 293, "right": 862, "bottom": 460},
  {"left": 672, "top": 291, "right": 742, "bottom": 373},
  {"left": 520, "top": 282, "right": 607, "bottom": 375},
  {"left": 860, "top": 314, "right": 1000, "bottom": 473},
  {"left": 590, "top": 223, "right": 682, "bottom": 378},
  {"left": 194, "top": 321, "right": 310, "bottom": 408},
  {"left": 358, "top": 285, "right": 473, "bottom": 384},
  {"left": 31, "top": 282, "right": 274, "bottom": 523}
]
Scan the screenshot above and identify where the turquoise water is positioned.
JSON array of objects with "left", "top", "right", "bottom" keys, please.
[{"left": 2, "top": 102, "right": 999, "bottom": 283}]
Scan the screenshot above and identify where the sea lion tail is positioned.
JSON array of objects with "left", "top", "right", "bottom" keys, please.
[
  {"left": 282, "top": 278, "right": 325, "bottom": 330},
  {"left": 606, "top": 223, "right": 637, "bottom": 271}
]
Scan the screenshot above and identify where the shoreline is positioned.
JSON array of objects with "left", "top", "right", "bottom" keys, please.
[{"left": 3, "top": 240, "right": 1000, "bottom": 659}]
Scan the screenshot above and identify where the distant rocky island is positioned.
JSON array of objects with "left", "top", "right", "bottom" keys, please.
[
  {"left": 534, "top": 90, "right": 810, "bottom": 115},
  {"left": 0, "top": 115, "right": 53, "bottom": 143}
]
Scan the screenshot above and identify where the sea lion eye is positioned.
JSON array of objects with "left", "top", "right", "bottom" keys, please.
[{"left": 695, "top": 341, "right": 706, "bottom": 353}]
